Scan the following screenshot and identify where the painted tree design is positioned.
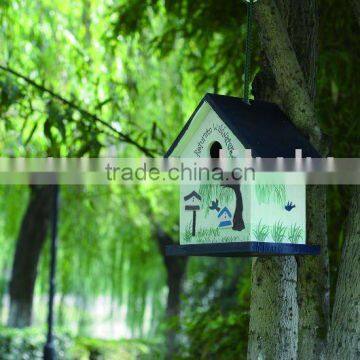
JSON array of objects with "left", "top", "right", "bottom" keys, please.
[
  {"left": 199, "top": 182, "right": 245, "bottom": 231},
  {"left": 222, "top": 183, "right": 245, "bottom": 231},
  {"left": 255, "top": 185, "right": 287, "bottom": 206}
]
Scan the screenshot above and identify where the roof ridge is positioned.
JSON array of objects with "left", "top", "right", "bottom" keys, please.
[{"left": 165, "top": 93, "right": 321, "bottom": 158}]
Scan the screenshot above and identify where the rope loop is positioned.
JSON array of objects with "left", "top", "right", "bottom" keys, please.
[{"left": 243, "top": 0, "right": 255, "bottom": 104}]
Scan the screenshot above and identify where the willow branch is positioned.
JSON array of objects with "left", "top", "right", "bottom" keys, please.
[
  {"left": 254, "top": 0, "right": 323, "bottom": 149},
  {"left": 0, "top": 64, "right": 156, "bottom": 157}
]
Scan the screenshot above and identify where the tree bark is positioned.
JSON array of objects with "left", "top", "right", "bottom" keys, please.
[
  {"left": 165, "top": 259, "right": 186, "bottom": 355},
  {"left": 328, "top": 186, "right": 360, "bottom": 359},
  {"left": 286, "top": 0, "right": 318, "bottom": 100},
  {"left": 248, "top": 256, "right": 298, "bottom": 359},
  {"left": 251, "top": 1, "right": 330, "bottom": 359},
  {"left": 7, "top": 185, "right": 55, "bottom": 328},
  {"left": 296, "top": 186, "right": 330, "bottom": 359},
  {"left": 248, "top": 48, "right": 298, "bottom": 360},
  {"left": 254, "top": 0, "right": 322, "bottom": 148},
  {"left": 155, "top": 226, "right": 188, "bottom": 358},
  {"left": 141, "top": 196, "right": 188, "bottom": 356},
  {"left": 248, "top": 2, "right": 306, "bottom": 358},
  {"left": 284, "top": 2, "right": 330, "bottom": 359}
]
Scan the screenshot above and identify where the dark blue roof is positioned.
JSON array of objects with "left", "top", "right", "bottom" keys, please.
[
  {"left": 218, "top": 207, "right": 232, "bottom": 218},
  {"left": 165, "top": 93, "right": 320, "bottom": 158},
  {"left": 184, "top": 191, "right": 201, "bottom": 201}
]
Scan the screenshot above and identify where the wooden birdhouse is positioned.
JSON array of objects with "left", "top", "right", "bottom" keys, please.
[{"left": 165, "top": 93, "right": 320, "bottom": 257}]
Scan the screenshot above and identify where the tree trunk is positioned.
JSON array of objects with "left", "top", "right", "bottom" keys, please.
[
  {"left": 7, "top": 185, "right": 55, "bottom": 328},
  {"left": 248, "top": 1, "right": 330, "bottom": 358},
  {"left": 285, "top": 2, "right": 330, "bottom": 359},
  {"left": 328, "top": 186, "right": 360, "bottom": 359},
  {"left": 155, "top": 226, "right": 188, "bottom": 358},
  {"left": 165, "top": 258, "right": 187, "bottom": 357},
  {"left": 248, "top": 59, "right": 299, "bottom": 359},
  {"left": 222, "top": 183, "right": 245, "bottom": 231},
  {"left": 253, "top": 0, "right": 322, "bottom": 147},
  {"left": 248, "top": 3, "right": 298, "bottom": 358},
  {"left": 297, "top": 186, "right": 329, "bottom": 359},
  {"left": 248, "top": 256, "right": 298, "bottom": 359},
  {"left": 249, "top": 1, "right": 330, "bottom": 359}
]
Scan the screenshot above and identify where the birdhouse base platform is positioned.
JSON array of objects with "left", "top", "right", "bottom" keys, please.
[{"left": 166, "top": 242, "right": 320, "bottom": 257}]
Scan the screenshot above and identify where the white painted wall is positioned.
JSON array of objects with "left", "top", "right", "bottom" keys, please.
[{"left": 171, "top": 102, "right": 306, "bottom": 245}]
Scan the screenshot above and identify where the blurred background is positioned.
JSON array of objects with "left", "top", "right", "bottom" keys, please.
[{"left": 0, "top": 0, "right": 358, "bottom": 358}]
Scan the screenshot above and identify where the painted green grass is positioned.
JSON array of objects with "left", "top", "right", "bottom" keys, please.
[
  {"left": 270, "top": 221, "right": 287, "bottom": 243},
  {"left": 288, "top": 224, "right": 303, "bottom": 244},
  {"left": 195, "top": 227, "right": 221, "bottom": 243},
  {"left": 197, "top": 233, "right": 239, "bottom": 244},
  {"left": 184, "top": 221, "right": 304, "bottom": 244},
  {"left": 220, "top": 235, "right": 240, "bottom": 243},
  {"left": 183, "top": 223, "right": 193, "bottom": 243},
  {"left": 253, "top": 220, "right": 269, "bottom": 241},
  {"left": 182, "top": 226, "right": 243, "bottom": 244},
  {"left": 255, "top": 185, "right": 286, "bottom": 206},
  {"left": 181, "top": 216, "right": 252, "bottom": 245}
]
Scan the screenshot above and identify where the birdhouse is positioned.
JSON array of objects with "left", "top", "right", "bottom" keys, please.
[{"left": 165, "top": 93, "right": 320, "bottom": 257}]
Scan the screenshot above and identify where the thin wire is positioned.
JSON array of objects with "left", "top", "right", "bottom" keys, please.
[{"left": 243, "top": 0, "right": 254, "bottom": 104}]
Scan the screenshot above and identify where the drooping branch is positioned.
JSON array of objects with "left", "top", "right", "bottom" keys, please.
[
  {"left": 254, "top": 0, "right": 322, "bottom": 149},
  {"left": 0, "top": 64, "right": 156, "bottom": 157}
]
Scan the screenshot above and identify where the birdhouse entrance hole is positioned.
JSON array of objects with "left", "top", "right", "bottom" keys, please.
[
  {"left": 210, "top": 141, "right": 222, "bottom": 158},
  {"left": 164, "top": 93, "right": 321, "bottom": 258}
]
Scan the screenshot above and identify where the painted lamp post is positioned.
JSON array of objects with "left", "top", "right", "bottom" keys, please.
[
  {"left": 184, "top": 191, "right": 201, "bottom": 236},
  {"left": 164, "top": 93, "right": 321, "bottom": 257},
  {"left": 163, "top": 0, "right": 320, "bottom": 257}
]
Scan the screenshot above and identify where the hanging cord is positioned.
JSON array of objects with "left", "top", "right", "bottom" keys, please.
[{"left": 243, "top": 0, "right": 254, "bottom": 104}]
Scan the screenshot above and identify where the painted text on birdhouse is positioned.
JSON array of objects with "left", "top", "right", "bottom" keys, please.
[{"left": 165, "top": 94, "right": 320, "bottom": 247}]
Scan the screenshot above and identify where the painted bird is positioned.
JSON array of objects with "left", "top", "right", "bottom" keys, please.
[
  {"left": 209, "top": 199, "right": 220, "bottom": 212},
  {"left": 285, "top": 201, "right": 296, "bottom": 211}
]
